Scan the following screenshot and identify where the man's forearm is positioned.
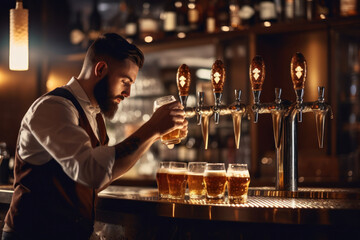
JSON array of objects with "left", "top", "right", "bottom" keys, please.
[{"left": 111, "top": 122, "right": 159, "bottom": 182}]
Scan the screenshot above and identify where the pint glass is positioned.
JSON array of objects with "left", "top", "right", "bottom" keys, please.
[
  {"left": 187, "top": 162, "right": 206, "bottom": 199},
  {"left": 153, "top": 95, "right": 186, "bottom": 146},
  {"left": 156, "top": 161, "right": 171, "bottom": 198},
  {"left": 167, "top": 162, "right": 188, "bottom": 200},
  {"left": 227, "top": 163, "right": 250, "bottom": 203},
  {"left": 204, "top": 163, "right": 227, "bottom": 199}
]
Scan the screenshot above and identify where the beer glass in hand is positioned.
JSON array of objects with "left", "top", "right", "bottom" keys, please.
[
  {"left": 227, "top": 164, "right": 250, "bottom": 204},
  {"left": 187, "top": 162, "right": 207, "bottom": 199},
  {"left": 153, "top": 95, "right": 186, "bottom": 149},
  {"left": 204, "top": 163, "right": 227, "bottom": 200},
  {"left": 156, "top": 161, "right": 171, "bottom": 199},
  {"left": 167, "top": 162, "right": 188, "bottom": 200}
]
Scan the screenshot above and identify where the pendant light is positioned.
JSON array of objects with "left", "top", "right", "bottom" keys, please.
[{"left": 9, "top": 0, "right": 29, "bottom": 71}]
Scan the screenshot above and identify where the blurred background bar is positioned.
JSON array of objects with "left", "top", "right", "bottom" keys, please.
[{"left": 0, "top": 0, "right": 359, "bottom": 188}]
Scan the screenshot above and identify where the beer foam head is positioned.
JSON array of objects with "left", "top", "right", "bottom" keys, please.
[
  {"left": 157, "top": 168, "right": 169, "bottom": 174},
  {"left": 187, "top": 172, "right": 204, "bottom": 176},
  {"left": 204, "top": 170, "right": 226, "bottom": 177},
  {"left": 168, "top": 168, "right": 187, "bottom": 175},
  {"left": 227, "top": 170, "right": 250, "bottom": 177}
]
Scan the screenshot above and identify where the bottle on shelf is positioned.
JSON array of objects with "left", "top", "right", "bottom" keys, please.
[
  {"left": 187, "top": 0, "right": 203, "bottom": 32},
  {"left": 229, "top": 0, "right": 242, "bottom": 30},
  {"left": 314, "top": 0, "right": 330, "bottom": 20},
  {"left": 239, "top": 0, "right": 256, "bottom": 27},
  {"left": 306, "top": 0, "right": 315, "bottom": 21},
  {"left": 107, "top": 0, "right": 127, "bottom": 36},
  {"left": 217, "top": 0, "right": 231, "bottom": 32},
  {"left": 162, "top": 0, "right": 177, "bottom": 36},
  {"left": 294, "top": 0, "right": 307, "bottom": 20},
  {"left": 206, "top": 0, "right": 217, "bottom": 33},
  {"left": 176, "top": 0, "right": 190, "bottom": 36},
  {"left": 258, "top": 0, "right": 278, "bottom": 24},
  {"left": 88, "top": 0, "right": 102, "bottom": 41},
  {"left": 125, "top": 5, "right": 139, "bottom": 42},
  {"left": 339, "top": 0, "right": 359, "bottom": 17},
  {"left": 283, "top": 0, "right": 295, "bottom": 21},
  {"left": 139, "top": 2, "right": 160, "bottom": 42},
  {"left": 69, "top": 11, "right": 85, "bottom": 48}
]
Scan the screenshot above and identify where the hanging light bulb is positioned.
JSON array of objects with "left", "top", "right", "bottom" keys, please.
[{"left": 9, "top": 0, "right": 29, "bottom": 71}]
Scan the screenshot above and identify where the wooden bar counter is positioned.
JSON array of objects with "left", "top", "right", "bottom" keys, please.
[{"left": 0, "top": 185, "right": 359, "bottom": 239}]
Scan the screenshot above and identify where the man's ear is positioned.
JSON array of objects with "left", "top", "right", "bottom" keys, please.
[{"left": 94, "top": 61, "right": 108, "bottom": 78}]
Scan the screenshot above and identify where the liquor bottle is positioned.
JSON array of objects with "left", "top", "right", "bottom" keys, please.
[
  {"left": 258, "top": 0, "right": 278, "bottom": 23},
  {"left": 89, "top": 0, "right": 102, "bottom": 40},
  {"left": 138, "top": 2, "right": 159, "bottom": 42},
  {"left": 217, "top": 0, "right": 231, "bottom": 31},
  {"left": 125, "top": 5, "right": 138, "bottom": 41},
  {"left": 314, "top": 0, "right": 330, "bottom": 19},
  {"left": 306, "top": 0, "right": 315, "bottom": 21},
  {"left": 176, "top": 0, "right": 190, "bottom": 34},
  {"left": 239, "top": 0, "right": 256, "bottom": 27},
  {"left": 340, "top": 0, "right": 358, "bottom": 17},
  {"left": 107, "top": 1, "right": 127, "bottom": 35},
  {"left": 284, "top": 0, "right": 295, "bottom": 21},
  {"left": 187, "top": 0, "right": 203, "bottom": 32},
  {"left": 229, "top": 0, "right": 242, "bottom": 30},
  {"left": 163, "top": 0, "right": 177, "bottom": 36},
  {"left": 206, "top": 0, "right": 217, "bottom": 33},
  {"left": 294, "top": 0, "right": 306, "bottom": 20},
  {"left": 69, "top": 11, "right": 85, "bottom": 47}
]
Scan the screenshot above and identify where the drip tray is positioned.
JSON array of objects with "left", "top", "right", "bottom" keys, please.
[{"left": 248, "top": 187, "right": 360, "bottom": 199}]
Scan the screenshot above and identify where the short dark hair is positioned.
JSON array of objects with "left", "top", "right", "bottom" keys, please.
[{"left": 85, "top": 33, "right": 144, "bottom": 68}]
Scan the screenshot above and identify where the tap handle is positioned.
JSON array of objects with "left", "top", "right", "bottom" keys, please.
[
  {"left": 290, "top": 52, "right": 307, "bottom": 90},
  {"left": 196, "top": 92, "right": 204, "bottom": 125},
  {"left": 318, "top": 86, "right": 325, "bottom": 103},
  {"left": 249, "top": 56, "right": 265, "bottom": 123},
  {"left": 275, "top": 88, "right": 282, "bottom": 104},
  {"left": 211, "top": 60, "right": 225, "bottom": 124},
  {"left": 235, "top": 89, "right": 242, "bottom": 103},
  {"left": 177, "top": 64, "right": 191, "bottom": 107},
  {"left": 249, "top": 55, "right": 265, "bottom": 92},
  {"left": 291, "top": 52, "right": 307, "bottom": 122},
  {"left": 211, "top": 60, "right": 226, "bottom": 93}
]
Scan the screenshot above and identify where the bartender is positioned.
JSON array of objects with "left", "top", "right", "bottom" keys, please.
[{"left": 2, "top": 33, "right": 188, "bottom": 240}]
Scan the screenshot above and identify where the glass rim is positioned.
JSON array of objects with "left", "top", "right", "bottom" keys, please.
[{"left": 205, "top": 163, "right": 225, "bottom": 166}]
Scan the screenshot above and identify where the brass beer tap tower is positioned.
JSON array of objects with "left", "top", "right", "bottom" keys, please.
[{"left": 176, "top": 53, "right": 333, "bottom": 191}]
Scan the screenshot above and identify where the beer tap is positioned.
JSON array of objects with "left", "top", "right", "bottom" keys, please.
[
  {"left": 249, "top": 56, "right": 265, "bottom": 123},
  {"left": 197, "top": 92, "right": 212, "bottom": 150},
  {"left": 229, "top": 89, "right": 247, "bottom": 149},
  {"left": 211, "top": 60, "right": 226, "bottom": 124},
  {"left": 291, "top": 52, "right": 307, "bottom": 122},
  {"left": 312, "top": 87, "right": 334, "bottom": 148}
]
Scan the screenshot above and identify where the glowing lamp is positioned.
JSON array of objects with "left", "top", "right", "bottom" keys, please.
[{"left": 9, "top": 0, "right": 29, "bottom": 71}]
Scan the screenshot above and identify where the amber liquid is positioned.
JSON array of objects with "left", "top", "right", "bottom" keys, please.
[
  {"left": 161, "top": 129, "right": 181, "bottom": 145},
  {"left": 156, "top": 171, "right": 169, "bottom": 198},
  {"left": 167, "top": 170, "right": 188, "bottom": 199},
  {"left": 227, "top": 175, "right": 250, "bottom": 203},
  {"left": 187, "top": 173, "right": 206, "bottom": 198},
  {"left": 204, "top": 171, "right": 227, "bottom": 199}
]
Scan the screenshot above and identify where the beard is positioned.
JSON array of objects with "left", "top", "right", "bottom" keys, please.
[{"left": 93, "top": 74, "right": 118, "bottom": 119}]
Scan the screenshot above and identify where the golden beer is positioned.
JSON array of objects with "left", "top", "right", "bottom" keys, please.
[
  {"left": 161, "top": 129, "right": 181, "bottom": 145},
  {"left": 227, "top": 163, "right": 250, "bottom": 203},
  {"left": 156, "top": 169, "right": 169, "bottom": 198},
  {"left": 167, "top": 169, "right": 188, "bottom": 199},
  {"left": 204, "top": 171, "right": 227, "bottom": 199},
  {"left": 187, "top": 173, "right": 206, "bottom": 199},
  {"left": 227, "top": 175, "right": 250, "bottom": 203}
]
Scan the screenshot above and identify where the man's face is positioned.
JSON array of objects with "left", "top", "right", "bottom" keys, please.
[{"left": 94, "top": 59, "right": 139, "bottom": 119}]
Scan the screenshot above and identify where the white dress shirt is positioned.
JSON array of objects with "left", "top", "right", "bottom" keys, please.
[{"left": 17, "top": 77, "right": 115, "bottom": 188}]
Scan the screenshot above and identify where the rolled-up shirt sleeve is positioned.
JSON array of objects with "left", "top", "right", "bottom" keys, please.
[{"left": 22, "top": 96, "right": 115, "bottom": 189}]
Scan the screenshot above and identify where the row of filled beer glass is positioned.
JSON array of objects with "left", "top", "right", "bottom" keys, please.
[{"left": 156, "top": 161, "right": 250, "bottom": 203}]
